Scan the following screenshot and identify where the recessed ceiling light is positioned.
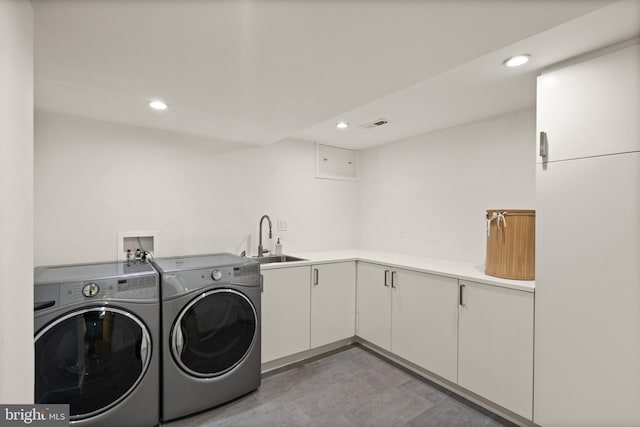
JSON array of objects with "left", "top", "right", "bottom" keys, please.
[
  {"left": 503, "top": 54, "right": 530, "bottom": 67},
  {"left": 336, "top": 121, "right": 349, "bottom": 129},
  {"left": 149, "top": 100, "right": 168, "bottom": 110}
]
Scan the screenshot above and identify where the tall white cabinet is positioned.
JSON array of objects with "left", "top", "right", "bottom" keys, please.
[
  {"left": 536, "top": 44, "right": 639, "bottom": 162},
  {"left": 535, "top": 43, "right": 640, "bottom": 426}
]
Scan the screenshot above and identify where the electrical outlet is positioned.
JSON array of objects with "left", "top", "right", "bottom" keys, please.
[
  {"left": 278, "top": 220, "right": 288, "bottom": 231},
  {"left": 399, "top": 224, "right": 406, "bottom": 239}
]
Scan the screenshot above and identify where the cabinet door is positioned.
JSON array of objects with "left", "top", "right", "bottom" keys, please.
[
  {"left": 535, "top": 153, "right": 640, "bottom": 426},
  {"left": 356, "top": 262, "right": 391, "bottom": 351},
  {"left": 261, "top": 266, "right": 311, "bottom": 363},
  {"left": 310, "top": 262, "right": 356, "bottom": 348},
  {"left": 458, "top": 281, "right": 533, "bottom": 420},
  {"left": 537, "top": 44, "right": 639, "bottom": 163},
  {"left": 391, "top": 269, "right": 458, "bottom": 383}
]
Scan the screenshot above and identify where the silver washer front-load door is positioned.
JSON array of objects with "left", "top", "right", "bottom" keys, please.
[
  {"left": 171, "top": 288, "right": 257, "bottom": 378},
  {"left": 34, "top": 307, "right": 152, "bottom": 421}
]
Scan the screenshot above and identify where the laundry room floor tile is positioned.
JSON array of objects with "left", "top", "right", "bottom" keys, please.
[{"left": 162, "top": 346, "right": 516, "bottom": 427}]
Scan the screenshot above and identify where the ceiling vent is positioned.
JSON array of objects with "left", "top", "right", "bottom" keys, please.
[{"left": 358, "top": 118, "right": 390, "bottom": 130}]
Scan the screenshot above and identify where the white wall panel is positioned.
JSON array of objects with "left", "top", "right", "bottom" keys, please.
[{"left": 0, "top": 0, "right": 34, "bottom": 404}]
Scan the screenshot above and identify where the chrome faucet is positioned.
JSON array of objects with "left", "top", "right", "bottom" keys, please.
[{"left": 258, "top": 214, "right": 272, "bottom": 257}]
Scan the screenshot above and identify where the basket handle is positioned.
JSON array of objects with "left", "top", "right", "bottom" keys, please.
[{"left": 487, "top": 211, "right": 508, "bottom": 236}]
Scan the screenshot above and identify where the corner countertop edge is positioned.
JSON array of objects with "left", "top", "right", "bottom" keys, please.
[{"left": 259, "top": 249, "right": 535, "bottom": 293}]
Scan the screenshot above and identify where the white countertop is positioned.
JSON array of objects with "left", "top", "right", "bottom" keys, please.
[{"left": 259, "top": 249, "right": 535, "bottom": 293}]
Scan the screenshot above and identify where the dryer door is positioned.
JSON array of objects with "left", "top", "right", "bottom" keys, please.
[
  {"left": 172, "top": 288, "right": 257, "bottom": 377},
  {"left": 34, "top": 307, "right": 152, "bottom": 421}
]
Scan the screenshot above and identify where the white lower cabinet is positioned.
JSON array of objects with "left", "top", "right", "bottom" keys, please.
[
  {"left": 458, "top": 280, "right": 534, "bottom": 420},
  {"left": 264, "top": 260, "right": 535, "bottom": 421},
  {"left": 261, "top": 266, "right": 311, "bottom": 363},
  {"left": 262, "top": 262, "right": 356, "bottom": 363},
  {"left": 355, "top": 262, "right": 392, "bottom": 350},
  {"left": 310, "top": 262, "right": 356, "bottom": 348},
  {"left": 391, "top": 268, "right": 458, "bottom": 383},
  {"left": 356, "top": 262, "right": 458, "bottom": 382}
]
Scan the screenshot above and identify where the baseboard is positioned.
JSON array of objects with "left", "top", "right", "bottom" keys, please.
[{"left": 260, "top": 337, "right": 356, "bottom": 374}]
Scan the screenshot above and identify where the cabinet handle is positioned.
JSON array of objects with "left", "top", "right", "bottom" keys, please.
[
  {"left": 313, "top": 268, "right": 319, "bottom": 286},
  {"left": 459, "top": 284, "right": 465, "bottom": 306},
  {"left": 391, "top": 271, "right": 397, "bottom": 288},
  {"left": 384, "top": 270, "right": 390, "bottom": 287},
  {"left": 260, "top": 274, "right": 264, "bottom": 293},
  {"left": 539, "top": 131, "right": 548, "bottom": 159}
]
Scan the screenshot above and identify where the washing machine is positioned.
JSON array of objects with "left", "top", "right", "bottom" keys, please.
[
  {"left": 151, "top": 253, "right": 261, "bottom": 422},
  {"left": 33, "top": 261, "right": 160, "bottom": 427}
]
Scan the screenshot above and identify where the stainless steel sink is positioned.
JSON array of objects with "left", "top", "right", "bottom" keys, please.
[{"left": 250, "top": 255, "right": 308, "bottom": 264}]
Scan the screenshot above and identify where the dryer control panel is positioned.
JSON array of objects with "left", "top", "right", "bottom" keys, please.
[{"left": 160, "top": 264, "right": 260, "bottom": 299}]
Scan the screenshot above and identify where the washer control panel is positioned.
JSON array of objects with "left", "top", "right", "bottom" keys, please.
[
  {"left": 211, "top": 269, "right": 223, "bottom": 281},
  {"left": 60, "top": 274, "right": 158, "bottom": 304},
  {"left": 82, "top": 283, "right": 100, "bottom": 297}
]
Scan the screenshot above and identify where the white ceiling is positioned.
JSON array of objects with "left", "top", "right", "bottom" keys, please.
[{"left": 33, "top": 0, "right": 640, "bottom": 149}]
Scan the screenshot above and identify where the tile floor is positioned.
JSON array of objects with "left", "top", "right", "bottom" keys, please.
[{"left": 164, "top": 345, "right": 515, "bottom": 427}]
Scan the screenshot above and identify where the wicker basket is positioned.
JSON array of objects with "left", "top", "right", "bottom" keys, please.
[{"left": 485, "top": 209, "right": 535, "bottom": 280}]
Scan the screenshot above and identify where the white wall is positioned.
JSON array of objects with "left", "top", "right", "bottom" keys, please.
[
  {"left": 0, "top": 0, "right": 33, "bottom": 404},
  {"left": 34, "top": 112, "right": 358, "bottom": 265},
  {"left": 35, "top": 109, "right": 535, "bottom": 267},
  {"left": 357, "top": 109, "right": 536, "bottom": 264}
]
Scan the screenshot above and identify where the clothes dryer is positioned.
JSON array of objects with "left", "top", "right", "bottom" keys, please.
[
  {"left": 151, "top": 253, "right": 260, "bottom": 421},
  {"left": 34, "top": 261, "right": 160, "bottom": 427}
]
